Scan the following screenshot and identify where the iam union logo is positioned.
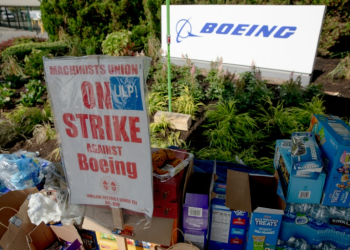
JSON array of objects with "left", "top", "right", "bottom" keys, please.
[
  {"left": 176, "top": 18, "right": 200, "bottom": 43},
  {"left": 99, "top": 176, "right": 120, "bottom": 195}
]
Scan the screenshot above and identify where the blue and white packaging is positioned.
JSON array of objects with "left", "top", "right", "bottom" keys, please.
[
  {"left": 279, "top": 203, "right": 350, "bottom": 249},
  {"left": 290, "top": 132, "right": 323, "bottom": 179},
  {"left": 310, "top": 115, "right": 350, "bottom": 207},
  {"left": 209, "top": 183, "right": 249, "bottom": 250},
  {"left": 274, "top": 140, "right": 326, "bottom": 203},
  {"left": 224, "top": 170, "right": 285, "bottom": 250}
]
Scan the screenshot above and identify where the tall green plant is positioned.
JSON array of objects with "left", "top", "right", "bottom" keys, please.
[
  {"left": 102, "top": 30, "right": 133, "bottom": 56},
  {"left": 41, "top": 0, "right": 145, "bottom": 53}
]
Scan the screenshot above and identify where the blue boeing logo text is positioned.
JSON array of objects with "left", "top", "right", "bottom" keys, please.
[
  {"left": 176, "top": 18, "right": 200, "bottom": 43},
  {"left": 176, "top": 19, "right": 297, "bottom": 43}
]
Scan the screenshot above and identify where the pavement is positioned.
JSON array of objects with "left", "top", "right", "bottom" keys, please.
[{"left": 0, "top": 26, "right": 48, "bottom": 42}]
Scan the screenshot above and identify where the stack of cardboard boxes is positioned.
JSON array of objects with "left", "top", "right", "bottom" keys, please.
[
  {"left": 183, "top": 164, "right": 286, "bottom": 250},
  {"left": 276, "top": 115, "right": 350, "bottom": 249}
]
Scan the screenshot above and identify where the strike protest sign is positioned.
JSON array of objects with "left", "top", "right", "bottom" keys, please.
[{"left": 44, "top": 56, "right": 153, "bottom": 217}]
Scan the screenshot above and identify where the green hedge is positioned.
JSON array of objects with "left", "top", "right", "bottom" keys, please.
[
  {"left": 40, "top": 0, "right": 145, "bottom": 54},
  {"left": 1, "top": 42, "right": 68, "bottom": 60}
]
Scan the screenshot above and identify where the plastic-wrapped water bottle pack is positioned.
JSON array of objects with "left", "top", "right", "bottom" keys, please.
[
  {"left": 285, "top": 203, "right": 350, "bottom": 222},
  {"left": 0, "top": 150, "right": 51, "bottom": 194},
  {"left": 278, "top": 237, "right": 350, "bottom": 250}
]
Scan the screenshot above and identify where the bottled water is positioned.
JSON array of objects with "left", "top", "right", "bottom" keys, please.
[
  {"left": 310, "top": 205, "right": 330, "bottom": 223},
  {"left": 329, "top": 206, "right": 347, "bottom": 219},
  {"left": 295, "top": 203, "right": 312, "bottom": 215},
  {"left": 0, "top": 151, "right": 46, "bottom": 191},
  {"left": 282, "top": 237, "right": 348, "bottom": 250}
]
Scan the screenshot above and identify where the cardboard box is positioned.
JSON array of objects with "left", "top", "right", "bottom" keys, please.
[
  {"left": 279, "top": 205, "right": 350, "bottom": 249},
  {"left": 225, "top": 170, "right": 286, "bottom": 250},
  {"left": 182, "top": 172, "right": 214, "bottom": 250},
  {"left": 0, "top": 188, "right": 83, "bottom": 250},
  {"left": 274, "top": 140, "right": 326, "bottom": 203},
  {"left": 309, "top": 115, "right": 350, "bottom": 207},
  {"left": 153, "top": 167, "right": 185, "bottom": 203},
  {"left": 81, "top": 155, "right": 194, "bottom": 247},
  {"left": 0, "top": 188, "right": 38, "bottom": 249},
  {"left": 28, "top": 222, "right": 83, "bottom": 250},
  {"left": 153, "top": 199, "right": 180, "bottom": 219},
  {"left": 290, "top": 132, "right": 323, "bottom": 179},
  {"left": 209, "top": 183, "right": 249, "bottom": 250}
]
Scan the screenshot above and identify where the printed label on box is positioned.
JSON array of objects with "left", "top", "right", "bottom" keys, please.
[
  {"left": 210, "top": 210, "right": 231, "bottom": 243},
  {"left": 9, "top": 216, "right": 22, "bottom": 227}
]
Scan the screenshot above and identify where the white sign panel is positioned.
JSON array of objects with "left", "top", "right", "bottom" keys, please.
[
  {"left": 44, "top": 56, "right": 153, "bottom": 217},
  {"left": 162, "top": 5, "right": 325, "bottom": 74}
]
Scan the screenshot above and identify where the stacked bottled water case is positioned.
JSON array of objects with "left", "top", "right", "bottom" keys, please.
[{"left": 279, "top": 203, "right": 350, "bottom": 249}]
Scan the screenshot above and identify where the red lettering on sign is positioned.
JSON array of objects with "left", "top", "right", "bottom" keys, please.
[
  {"left": 76, "top": 155, "right": 138, "bottom": 179},
  {"left": 96, "top": 82, "right": 112, "bottom": 110},
  {"left": 99, "top": 159, "right": 109, "bottom": 173},
  {"left": 129, "top": 116, "right": 142, "bottom": 143},
  {"left": 81, "top": 81, "right": 96, "bottom": 109},
  {"left": 76, "top": 114, "right": 89, "bottom": 138},
  {"left": 100, "top": 65, "right": 106, "bottom": 74},
  {"left": 89, "top": 157, "right": 99, "bottom": 172},
  {"left": 77, "top": 153, "right": 89, "bottom": 170},
  {"left": 113, "top": 116, "right": 130, "bottom": 142},
  {"left": 89, "top": 114, "right": 105, "bottom": 140},
  {"left": 63, "top": 113, "right": 78, "bottom": 137}
]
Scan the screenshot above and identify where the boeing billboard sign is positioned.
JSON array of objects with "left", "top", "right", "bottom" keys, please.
[{"left": 162, "top": 5, "right": 326, "bottom": 84}]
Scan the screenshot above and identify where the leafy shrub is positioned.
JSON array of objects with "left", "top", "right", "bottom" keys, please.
[
  {"left": 278, "top": 75, "right": 304, "bottom": 107},
  {"left": 327, "top": 56, "right": 350, "bottom": 79},
  {"left": 102, "top": 30, "right": 133, "bottom": 56},
  {"left": 291, "top": 97, "right": 326, "bottom": 130},
  {"left": 235, "top": 68, "right": 274, "bottom": 112},
  {"left": 13, "top": 36, "right": 46, "bottom": 45},
  {"left": 3, "top": 106, "right": 51, "bottom": 135},
  {"left": 20, "top": 80, "right": 46, "bottom": 107},
  {"left": 256, "top": 97, "right": 303, "bottom": 137},
  {"left": 0, "top": 121, "right": 20, "bottom": 149},
  {"left": 0, "top": 85, "right": 15, "bottom": 109},
  {"left": 24, "top": 49, "right": 52, "bottom": 78},
  {"left": 32, "top": 123, "right": 57, "bottom": 144},
  {"left": 1, "top": 42, "right": 68, "bottom": 61},
  {"left": 148, "top": 91, "right": 168, "bottom": 115},
  {"left": 131, "top": 22, "right": 151, "bottom": 52},
  {"left": 304, "top": 83, "right": 324, "bottom": 102},
  {"left": 0, "top": 39, "right": 15, "bottom": 60},
  {"left": 4, "top": 75, "right": 25, "bottom": 88},
  {"left": 0, "top": 36, "right": 46, "bottom": 60},
  {"left": 40, "top": 0, "right": 144, "bottom": 53},
  {"left": 1, "top": 55, "right": 25, "bottom": 78},
  {"left": 205, "top": 62, "right": 235, "bottom": 101},
  {"left": 173, "top": 86, "right": 204, "bottom": 118}
]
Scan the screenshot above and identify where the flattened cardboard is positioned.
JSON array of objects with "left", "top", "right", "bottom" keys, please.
[
  {"left": 226, "top": 170, "right": 285, "bottom": 212},
  {"left": 0, "top": 187, "right": 38, "bottom": 240},
  {"left": 50, "top": 224, "right": 83, "bottom": 245},
  {"left": 27, "top": 223, "right": 83, "bottom": 250},
  {"left": 27, "top": 222, "right": 57, "bottom": 250},
  {"left": 226, "top": 171, "right": 251, "bottom": 212}
]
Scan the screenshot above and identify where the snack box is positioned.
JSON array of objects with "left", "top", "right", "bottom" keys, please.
[
  {"left": 290, "top": 132, "right": 323, "bottom": 179},
  {"left": 183, "top": 172, "right": 214, "bottom": 250},
  {"left": 274, "top": 140, "right": 326, "bottom": 203},
  {"left": 152, "top": 148, "right": 194, "bottom": 182},
  {"left": 309, "top": 115, "right": 350, "bottom": 207},
  {"left": 208, "top": 183, "right": 249, "bottom": 250},
  {"left": 224, "top": 170, "right": 285, "bottom": 250}
]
